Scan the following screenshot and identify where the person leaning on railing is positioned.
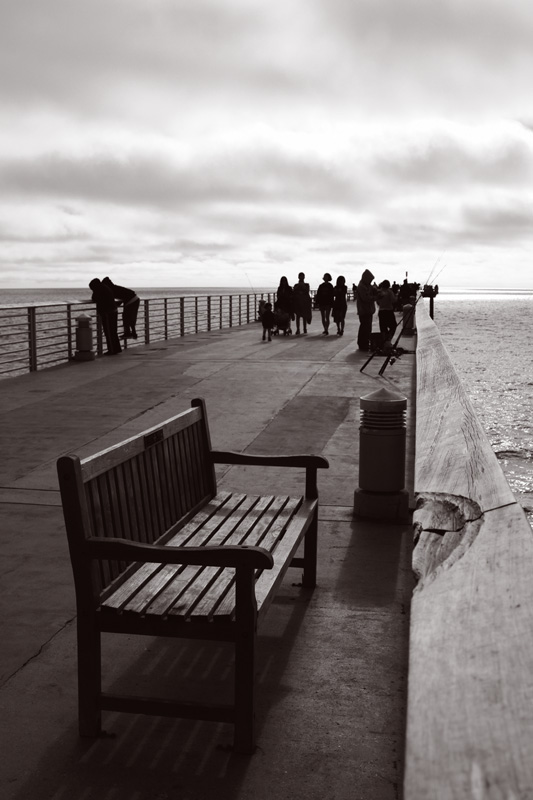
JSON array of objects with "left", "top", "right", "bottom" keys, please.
[
  {"left": 88, "top": 278, "right": 122, "bottom": 355},
  {"left": 102, "top": 277, "right": 140, "bottom": 340}
]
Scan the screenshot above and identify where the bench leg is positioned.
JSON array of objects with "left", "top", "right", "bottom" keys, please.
[
  {"left": 77, "top": 617, "right": 102, "bottom": 737},
  {"left": 234, "top": 625, "right": 256, "bottom": 754},
  {"left": 302, "top": 508, "right": 318, "bottom": 588}
]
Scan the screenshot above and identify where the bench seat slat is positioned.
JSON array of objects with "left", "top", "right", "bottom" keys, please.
[
  {"left": 254, "top": 501, "right": 317, "bottom": 617},
  {"left": 120, "top": 494, "right": 262, "bottom": 615},
  {"left": 189, "top": 496, "right": 287, "bottom": 620},
  {"left": 133, "top": 495, "right": 263, "bottom": 617},
  {"left": 213, "top": 497, "right": 306, "bottom": 619},
  {"left": 101, "top": 494, "right": 306, "bottom": 622},
  {"left": 101, "top": 492, "right": 244, "bottom": 611},
  {"left": 163, "top": 496, "right": 284, "bottom": 620},
  {"left": 103, "top": 493, "right": 258, "bottom": 615},
  {"left": 100, "top": 492, "right": 234, "bottom": 606}
]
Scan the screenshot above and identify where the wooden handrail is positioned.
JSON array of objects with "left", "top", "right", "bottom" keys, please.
[{"left": 404, "top": 299, "right": 533, "bottom": 798}]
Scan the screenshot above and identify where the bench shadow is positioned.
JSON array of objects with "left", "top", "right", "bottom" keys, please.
[{"left": 12, "top": 583, "right": 311, "bottom": 800}]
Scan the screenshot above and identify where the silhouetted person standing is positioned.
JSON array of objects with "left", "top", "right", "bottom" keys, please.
[
  {"left": 276, "top": 276, "right": 294, "bottom": 317},
  {"left": 332, "top": 275, "right": 348, "bottom": 336},
  {"left": 377, "top": 279, "right": 398, "bottom": 341},
  {"left": 102, "top": 277, "right": 140, "bottom": 339},
  {"left": 356, "top": 269, "right": 377, "bottom": 351},
  {"left": 293, "top": 272, "right": 312, "bottom": 334},
  {"left": 89, "top": 278, "right": 122, "bottom": 355},
  {"left": 315, "top": 273, "right": 335, "bottom": 334}
]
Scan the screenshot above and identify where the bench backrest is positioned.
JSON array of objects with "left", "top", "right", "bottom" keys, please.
[{"left": 57, "top": 398, "right": 216, "bottom": 598}]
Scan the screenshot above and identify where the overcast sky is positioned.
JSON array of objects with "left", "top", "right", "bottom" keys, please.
[{"left": 1, "top": 0, "right": 532, "bottom": 289}]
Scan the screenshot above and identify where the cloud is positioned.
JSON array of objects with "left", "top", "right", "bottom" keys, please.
[
  {"left": 4, "top": 0, "right": 532, "bottom": 128},
  {"left": 0, "top": 139, "right": 362, "bottom": 210},
  {"left": 0, "top": 2, "right": 532, "bottom": 288}
]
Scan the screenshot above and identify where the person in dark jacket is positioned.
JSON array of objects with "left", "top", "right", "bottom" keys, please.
[
  {"left": 275, "top": 276, "right": 294, "bottom": 328},
  {"left": 292, "top": 272, "right": 312, "bottom": 334},
  {"left": 315, "top": 273, "right": 335, "bottom": 334},
  {"left": 332, "top": 275, "right": 348, "bottom": 336},
  {"left": 376, "top": 279, "right": 398, "bottom": 341},
  {"left": 89, "top": 278, "right": 122, "bottom": 355},
  {"left": 356, "top": 268, "right": 377, "bottom": 351},
  {"left": 102, "top": 277, "right": 140, "bottom": 339}
]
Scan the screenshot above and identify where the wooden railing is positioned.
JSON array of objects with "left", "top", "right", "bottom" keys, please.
[
  {"left": 0, "top": 292, "right": 276, "bottom": 378},
  {"left": 404, "top": 299, "right": 533, "bottom": 798}
]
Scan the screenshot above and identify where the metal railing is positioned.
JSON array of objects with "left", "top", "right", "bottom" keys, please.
[{"left": 0, "top": 292, "right": 277, "bottom": 379}]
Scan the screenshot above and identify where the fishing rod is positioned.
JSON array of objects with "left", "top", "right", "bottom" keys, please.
[
  {"left": 376, "top": 292, "right": 425, "bottom": 376},
  {"left": 431, "top": 262, "right": 446, "bottom": 285},
  {"left": 423, "top": 250, "right": 446, "bottom": 288},
  {"left": 377, "top": 261, "right": 447, "bottom": 375}
]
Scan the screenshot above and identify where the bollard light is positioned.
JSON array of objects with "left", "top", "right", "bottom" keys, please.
[
  {"left": 73, "top": 314, "right": 95, "bottom": 362},
  {"left": 353, "top": 387, "right": 409, "bottom": 522}
]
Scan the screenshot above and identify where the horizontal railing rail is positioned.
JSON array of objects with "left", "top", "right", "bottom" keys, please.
[{"left": 0, "top": 292, "right": 278, "bottom": 379}]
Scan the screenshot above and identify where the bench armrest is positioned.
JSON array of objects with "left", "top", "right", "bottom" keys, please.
[
  {"left": 211, "top": 450, "right": 329, "bottom": 499},
  {"left": 211, "top": 451, "right": 329, "bottom": 470},
  {"left": 83, "top": 538, "right": 274, "bottom": 569}
]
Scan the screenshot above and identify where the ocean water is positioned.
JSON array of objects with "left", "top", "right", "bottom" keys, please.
[
  {"left": 434, "top": 290, "right": 533, "bottom": 525},
  {"left": 1, "top": 286, "right": 531, "bottom": 523},
  {"left": 0, "top": 287, "right": 275, "bottom": 307}
]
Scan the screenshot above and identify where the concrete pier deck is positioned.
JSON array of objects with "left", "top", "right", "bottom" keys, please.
[{"left": 0, "top": 313, "right": 416, "bottom": 800}]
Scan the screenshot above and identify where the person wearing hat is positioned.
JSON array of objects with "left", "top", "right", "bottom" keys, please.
[{"left": 314, "top": 273, "right": 335, "bottom": 334}]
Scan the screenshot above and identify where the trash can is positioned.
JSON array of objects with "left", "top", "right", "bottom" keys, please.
[{"left": 74, "top": 314, "right": 95, "bottom": 362}]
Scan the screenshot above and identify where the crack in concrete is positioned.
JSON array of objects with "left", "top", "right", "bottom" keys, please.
[{"left": 1, "top": 615, "right": 76, "bottom": 690}]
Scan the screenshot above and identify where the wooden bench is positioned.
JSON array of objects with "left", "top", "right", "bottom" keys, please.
[{"left": 57, "top": 397, "right": 329, "bottom": 753}]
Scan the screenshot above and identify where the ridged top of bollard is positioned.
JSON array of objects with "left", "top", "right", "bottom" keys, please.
[{"left": 360, "top": 387, "right": 407, "bottom": 411}]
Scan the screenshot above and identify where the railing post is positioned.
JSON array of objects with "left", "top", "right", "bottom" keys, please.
[
  {"left": 229, "top": 295, "right": 233, "bottom": 328},
  {"left": 164, "top": 298, "right": 168, "bottom": 340},
  {"left": 28, "top": 307, "right": 37, "bottom": 371},
  {"left": 207, "top": 296, "right": 212, "bottom": 331},
  {"left": 67, "top": 305, "right": 73, "bottom": 359},
  {"left": 144, "top": 299, "right": 150, "bottom": 344},
  {"left": 195, "top": 296, "right": 199, "bottom": 333},
  {"left": 247, "top": 294, "right": 250, "bottom": 324},
  {"left": 180, "top": 297, "right": 185, "bottom": 337},
  {"left": 219, "top": 296, "right": 223, "bottom": 329},
  {"left": 239, "top": 295, "right": 242, "bottom": 325}
]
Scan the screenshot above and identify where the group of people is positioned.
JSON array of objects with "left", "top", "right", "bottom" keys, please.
[
  {"left": 89, "top": 277, "right": 140, "bottom": 355},
  {"left": 268, "top": 272, "right": 349, "bottom": 338},
  {"left": 89, "top": 269, "right": 417, "bottom": 356},
  {"left": 264, "top": 270, "right": 418, "bottom": 349},
  {"left": 355, "top": 270, "right": 421, "bottom": 351}
]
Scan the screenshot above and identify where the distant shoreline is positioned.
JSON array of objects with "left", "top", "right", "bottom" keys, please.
[{"left": 1, "top": 286, "right": 532, "bottom": 310}]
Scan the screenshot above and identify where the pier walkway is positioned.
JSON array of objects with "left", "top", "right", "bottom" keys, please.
[{"left": 0, "top": 313, "right": 416, "bottom": 800}]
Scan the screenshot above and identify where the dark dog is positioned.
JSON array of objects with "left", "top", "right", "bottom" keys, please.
[{"left": 261, "top": 303, "right": 276, "bottom": 342}]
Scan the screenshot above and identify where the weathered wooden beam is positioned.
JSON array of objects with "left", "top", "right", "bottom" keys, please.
[{"left": 405, "top": 300, "right": 533, "bottom": 799}]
